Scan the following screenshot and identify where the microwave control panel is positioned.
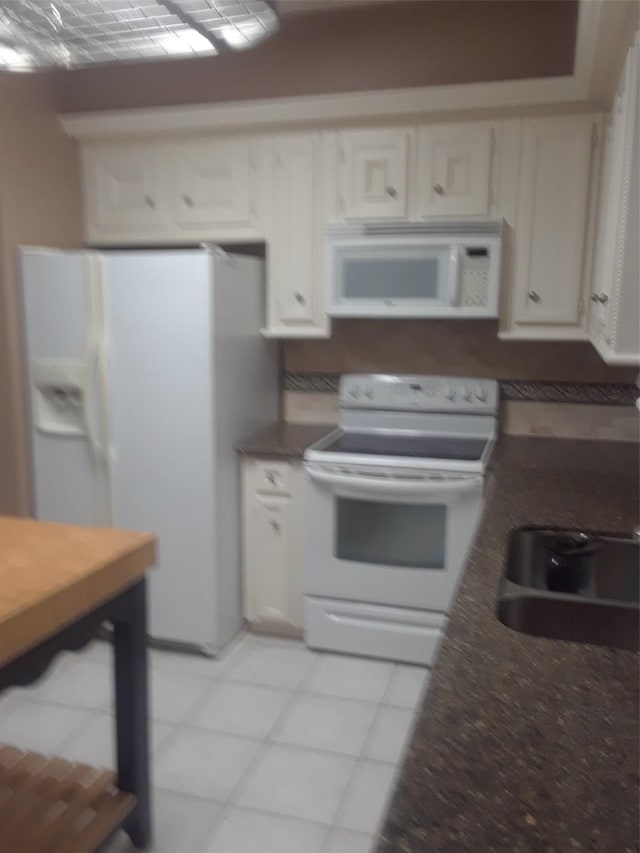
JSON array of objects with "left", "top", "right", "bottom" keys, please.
[{"left": 460, "top": 249, "right": 491, "bottom": 308}]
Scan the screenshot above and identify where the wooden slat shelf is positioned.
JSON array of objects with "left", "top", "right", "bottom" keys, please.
[{"left": 0, "top": 744, "right": 136, "bottom": 853}]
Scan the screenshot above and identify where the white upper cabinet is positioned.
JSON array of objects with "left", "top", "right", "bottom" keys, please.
[
  {"left": 83, "top": 136, "right": 263, "bottom": 244},
  {"left": 417, "top": 122, "right": 493, "bottom": 217},
  {"left": 337, "top": 128, "right": 411, "bottom": 219},
  {"left": 589, "top": 37, "right": 639, "bottom": 365},
  {"left": 263, "top": 133, "right": 329, "bottom": 338},
  {"left": 83, "top": 144, "right": 169, "bottom": 240},
  {"left": 505, "top": 114, "right": 601, "bottom": 336},
  {"left": 77, "top": 105, "right": 611, "bottom": 341},
  {"left": 168, "top": 137, "right": 262, "bottom": 236}
]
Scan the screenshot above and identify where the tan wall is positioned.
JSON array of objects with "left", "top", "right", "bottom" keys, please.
[
  {"left": 0, "top": 72, "right": 83, "bottom": 516},
  {"left": 283, "top": 320, "right": 637, "bottom": 383},
  {"left": 55, "top": 0, "right": 578, "bottom": 113}
]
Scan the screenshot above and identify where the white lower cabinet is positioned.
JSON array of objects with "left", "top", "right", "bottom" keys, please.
[{"left": 241, "top": 458, "right": 304, "bottom": 633}]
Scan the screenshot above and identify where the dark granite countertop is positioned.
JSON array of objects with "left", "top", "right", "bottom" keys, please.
[
  {"left": 236, "top": 422, "right": 333, "bottom": 458},
  {"left": 379, "top": 436, "right": 639, "bottom": 853}
]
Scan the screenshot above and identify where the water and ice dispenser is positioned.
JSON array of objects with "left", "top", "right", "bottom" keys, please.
[{"left": 31, "top": 358, "right": 88, "bottom": 437}]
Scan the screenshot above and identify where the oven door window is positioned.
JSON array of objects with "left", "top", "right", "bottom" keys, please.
[{"left": 336, "top": 498, "right": 446, "bottom": 569}]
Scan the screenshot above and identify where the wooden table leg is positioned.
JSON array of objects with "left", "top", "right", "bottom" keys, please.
[{"left": 113, "top": 579, "right": 151, "bottom": 849}]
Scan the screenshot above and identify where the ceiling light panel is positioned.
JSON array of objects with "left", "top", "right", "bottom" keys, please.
[{"left": 0, "top": 0, "right": 279, "bottom": 70}]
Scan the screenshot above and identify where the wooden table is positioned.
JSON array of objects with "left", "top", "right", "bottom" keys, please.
[{"left": 0, "top": 516, "right": 156, "bottom": 853}]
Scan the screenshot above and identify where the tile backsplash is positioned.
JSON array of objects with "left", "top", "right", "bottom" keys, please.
[
  {"left": 283, "top": 320, "right": 637, "bottom": 384},
  {"left": 282, "top": 320, "right": 638, "bottom": 441}
]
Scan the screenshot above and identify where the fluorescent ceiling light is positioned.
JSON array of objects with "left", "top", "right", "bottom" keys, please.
[
  {"left": 0, "top": 43, "right": 34, "bottom": 70},
  {"left": 0, "top": 0, "right": 279, "bottom": 71}
]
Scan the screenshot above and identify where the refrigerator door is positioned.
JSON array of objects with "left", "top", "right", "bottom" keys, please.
[
  {"left": 105, "top": 250, "right": 218, "bottom": 648},
  {"left": 21, "top": 249, "right": 110, "bottom": 526}
]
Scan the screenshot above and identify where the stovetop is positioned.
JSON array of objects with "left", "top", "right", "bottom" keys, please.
[
  {"left": 305, "top": 374, "right": 499, "bottom": 473},
  {"left": 320, "top": 432, "right": 489, "bottom": 462}
]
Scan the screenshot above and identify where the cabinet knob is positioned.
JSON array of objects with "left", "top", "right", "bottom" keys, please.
[
  {"left": 597, "top": 293, "right": 609, "bottom": 304},
  {"left": 590, "top": 293, "right": 600, "bottom": 303},
  {"left": 294, "top": 291, "right": 306, "bottom": 305},
  {"left": 385, "top": 186, "right": 398, "bottom": 199},
  {"left": 527, "top": 290, "right": 541, "bottom": 303},
  {"left": 270, "top": 519, "right": 281, "bottom": 533},
  {"left": 433, "top": 183, "right": 445, "bottom": 196},
  {"left": 182, "top": 193, "right": 194, "bottom": 207},
  {"left": 266, "top": 472, "right": 277, "bottom": 485},
  {"left": 144, "top": 195, "right": 156, "bottom": 209}
]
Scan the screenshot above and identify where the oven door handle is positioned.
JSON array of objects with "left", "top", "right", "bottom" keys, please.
[{"left": 306, "top": 467, "right": 483, "bottom": 495}]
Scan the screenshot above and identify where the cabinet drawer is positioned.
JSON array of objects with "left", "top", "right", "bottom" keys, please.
[{"left": 255, "top": 461, "right": 290, "bottom": 495}]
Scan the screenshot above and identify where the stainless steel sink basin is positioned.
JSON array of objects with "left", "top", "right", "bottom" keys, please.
[{"left": 497, "top": 528, "right": 640, "bottom": 651}]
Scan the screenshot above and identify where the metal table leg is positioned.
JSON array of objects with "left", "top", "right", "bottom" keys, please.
[{"left": 113, "top": 579, "right": 151, "bottom": 849}]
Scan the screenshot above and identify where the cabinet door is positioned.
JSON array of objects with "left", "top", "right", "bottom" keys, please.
[
  {"left": 265, "top": 134, "right": 328, "bottom": 337},
  {"left": 511, "top": 115, "right": 597, "bottom": 328},
  {"left": 83, "top": 144, "right": 168, "bottom": 238},
  {"left": 338, "top": 128, "right": 410, "bottom": 219},
  {"left": 251, "top": 495, "right": 293, "bottom": 625},
  {"left": 589, "top": 38, "right": 640, "bottom": 363},
  {"left": 170, "top": 137, "right": 261, "bottom": 233},
  {"left": 417, "top": 123, "right": 493, "bottom": 216}
]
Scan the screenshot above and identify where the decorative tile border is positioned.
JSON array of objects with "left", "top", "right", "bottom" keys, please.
[
  {"left": 283, "top": 372, "right": 638, "bottom": 406},
  {"left": 499, "top": 381, "right": 638, "bottom": 406},
  {"left": 284, "top": 372, "right": 340, "bottom": 393}
]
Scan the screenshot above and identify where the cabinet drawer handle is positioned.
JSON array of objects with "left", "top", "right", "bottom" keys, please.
[
  {"left": 270, "top": 519, "right": 281, "bottom": 533},
  {"left": 144, "top": 195, "right": 156, "bottom": 209},
  {"left": 294, "top": 291, "right": 306, "bottom": 305},
  {"left": 433, "top": 183, "right": 445, "bottom": 196},
  {"left": 385, "top": 186, "right": 398, "bottom": 199},
  {"left": 182, "top": 193, "right": 194, "bottom": 207},
  {"left": 527, "top": 290, "right": 541, "bottom": 303}
]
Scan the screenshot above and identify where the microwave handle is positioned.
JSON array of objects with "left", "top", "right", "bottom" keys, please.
[{"left": 447, "top": 246, "right": 462, "bottom": 307}]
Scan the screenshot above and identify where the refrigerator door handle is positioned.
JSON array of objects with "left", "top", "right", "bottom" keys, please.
[{"left": 83, "top": 253, "right": 114, "bottom": 525}]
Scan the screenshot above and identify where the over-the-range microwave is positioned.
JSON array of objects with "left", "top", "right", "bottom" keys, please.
[{"left": 326, "top": 220, "right": 503, "bottom": 318}]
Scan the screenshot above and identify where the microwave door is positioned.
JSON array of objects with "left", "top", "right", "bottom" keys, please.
[{"left": 329, "top": 241, "right": 453, "bottom": 316}]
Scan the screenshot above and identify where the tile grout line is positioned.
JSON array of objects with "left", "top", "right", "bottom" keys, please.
[{"left": 215, "top": 647, "right": 323, "bottom": 809}]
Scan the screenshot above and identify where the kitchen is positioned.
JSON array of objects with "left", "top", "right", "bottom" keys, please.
[{"left": 0, "top": 1, "right": 638, "bottom": 852}]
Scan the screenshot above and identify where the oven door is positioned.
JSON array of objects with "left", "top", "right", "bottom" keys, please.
[{"left": 305, "top": 465, "right": 484, "bottom": 612}]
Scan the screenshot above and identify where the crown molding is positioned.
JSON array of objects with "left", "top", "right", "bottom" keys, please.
[
  {"left": 59, "top": 1, "right": 629, "bottom": 141},
  {"left": 59, "top": 76, "right": 589, "bottom": 140}
]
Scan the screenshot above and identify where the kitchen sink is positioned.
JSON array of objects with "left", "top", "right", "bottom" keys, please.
[{"left": 497, "top": 528, "right": 640, "bottom": 651}]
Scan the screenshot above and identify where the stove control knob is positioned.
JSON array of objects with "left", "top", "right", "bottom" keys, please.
[
  {"left": 474, "top": 386, "right": 488, "bottom": 403},
  {"left": 461, "top": 387, "right": 473, "bottom": 403},
  {"left": 349, "top": 385, "right": 360, "bottom": 399},
  {"left": 363, "top": 385, "right": 374, "bottom": 400},
  {"left": 444, "top": 386, "right": 457, "bottom": 402}
]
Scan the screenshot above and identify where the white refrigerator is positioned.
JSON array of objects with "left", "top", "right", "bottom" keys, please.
[{"left": 20, "top": 246, "right": 278, "bottom": 653}]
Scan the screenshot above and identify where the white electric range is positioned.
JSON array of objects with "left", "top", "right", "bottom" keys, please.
[{"left": 303, "top": 374, "right": 498, "bottom": 665}]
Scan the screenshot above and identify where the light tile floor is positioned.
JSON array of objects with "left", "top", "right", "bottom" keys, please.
[{"left": 0, "top": 633, "right": 430, "bottom": 853}]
